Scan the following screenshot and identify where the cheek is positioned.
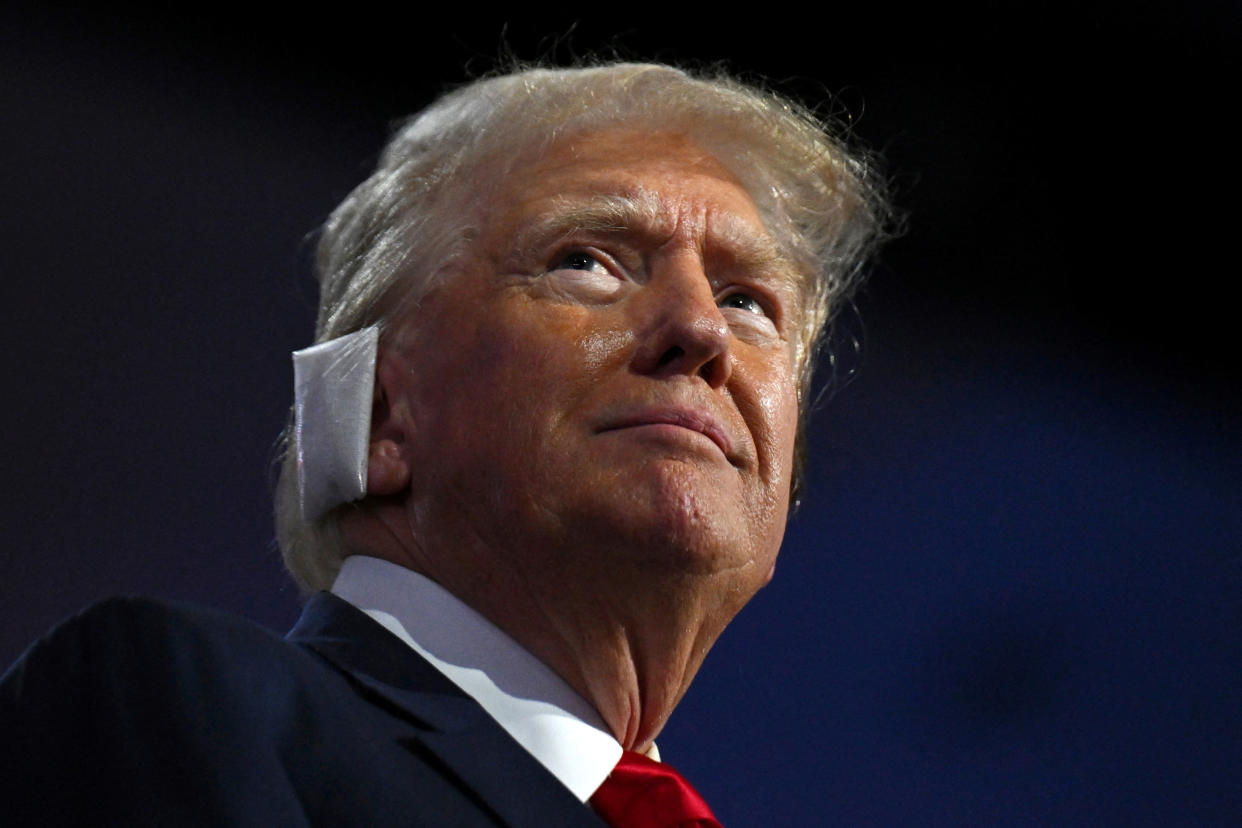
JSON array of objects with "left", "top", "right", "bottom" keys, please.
[
  {"left": 750, "top": 360, "right": 801, "bottom": 478},
  {"left": 483, "top": 308, "right": 603, "bottom": 399},
  {"left": 775, "top": 385, "right": 800, "bottom": 467},
  {"left": 460, "top": 304, "right": 618, "bottom": 457},
  {"left": 579, "top": 327, "right": 632, "bottom": 375},
  {"left": 755, "top": 377, "right": 798, "bottom": 562}
]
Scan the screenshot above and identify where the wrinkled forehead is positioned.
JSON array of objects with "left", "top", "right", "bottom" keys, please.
[
  {"left": 478, "top": 128, "right": 816, "bottom": 298},
  {"left": 507, "top": 187, "right": 805, "bottom": 305}
]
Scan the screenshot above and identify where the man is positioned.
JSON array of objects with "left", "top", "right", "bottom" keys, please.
[{"left": 1, "top": 63, "right": 887, "bottom": 825}]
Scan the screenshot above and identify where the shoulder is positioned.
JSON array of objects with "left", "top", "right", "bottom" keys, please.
[
  {"left": 26, "top": 593, "right": 285, "bottom": 648},
  {"left": 0, "top": 597, "right": 331, "bottom": 825},
  {"left": 1, "top": 595, "right": 303, "bottom": 719},
  {"left": 0, "top": 596, "right": 602, "bottom": 827},
  {"left": 4, "top": 595, "right": 299, "bottom": 693}
]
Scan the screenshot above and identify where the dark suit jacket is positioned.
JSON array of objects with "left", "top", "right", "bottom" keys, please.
[{"left": 0, "top": 592, "right": 606, "bottom": 827}]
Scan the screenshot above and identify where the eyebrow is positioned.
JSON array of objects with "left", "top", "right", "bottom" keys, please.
[
  {"left": 510, "top": 191, "right": 667, "bottom": 258},
  {"left": 511, "top": 190, "right": 804, "bottom": 296}
]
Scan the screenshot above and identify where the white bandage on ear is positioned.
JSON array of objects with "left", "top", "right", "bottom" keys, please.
[{"left": 292, "top": 326, "right": 380, "bottom": 522}]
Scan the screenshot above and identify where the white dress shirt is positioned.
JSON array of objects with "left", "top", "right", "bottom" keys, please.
[{"left": 331, "top": 555, "right": 643, "bottom": 802}]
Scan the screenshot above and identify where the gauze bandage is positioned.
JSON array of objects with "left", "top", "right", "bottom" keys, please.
[{"left": 292, "top": 326, "right": 379, "bottom": 522}]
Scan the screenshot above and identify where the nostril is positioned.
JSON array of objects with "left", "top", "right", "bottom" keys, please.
[{"left": 657, "top": 346, "right": 684, "bottom": 369}]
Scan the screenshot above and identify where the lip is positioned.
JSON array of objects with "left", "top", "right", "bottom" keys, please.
[{"left": 597, "top": 407, "right": 736, "bottom": 462}]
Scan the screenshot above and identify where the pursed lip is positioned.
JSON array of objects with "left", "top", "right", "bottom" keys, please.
[{"left": 597, "top": 407, "right": 736, "bottom": 463}]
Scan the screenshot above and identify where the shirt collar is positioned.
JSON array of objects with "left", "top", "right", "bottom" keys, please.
[{"left": 330, "top": 555, "right": 624, "bottom": 801}]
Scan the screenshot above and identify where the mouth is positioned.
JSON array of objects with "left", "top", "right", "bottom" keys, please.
[{"left": 598, "top": 408, "right": 736, "bottom": 463}]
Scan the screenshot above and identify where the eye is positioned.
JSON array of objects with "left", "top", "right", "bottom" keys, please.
[
  {"left": 718, "top": 291, "right": 768, "bottom": 317},
  {"left": 538, "top": 248, "right": 625, "bottom": 304},
  {"left": 549, "top": 250, "right": 608, "bottom": 274},
  {"left": 717, "top": 288, "right": 781, "bottom": 345}
]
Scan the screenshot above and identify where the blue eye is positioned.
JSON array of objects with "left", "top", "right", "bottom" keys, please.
[{"left": 719, "top": 292, "right": 766, "bottom": 316}]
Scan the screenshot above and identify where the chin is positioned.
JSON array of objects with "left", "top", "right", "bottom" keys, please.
[{"left": 589, "top": 460, "right": 762, "bottom": 577}]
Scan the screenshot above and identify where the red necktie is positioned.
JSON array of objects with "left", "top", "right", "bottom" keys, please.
[{"left": 589, "top": 750, "right": 723, "bottom": 828}]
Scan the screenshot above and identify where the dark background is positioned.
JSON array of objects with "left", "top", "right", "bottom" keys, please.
[{"left": 3, "top": 4, "right": 1238, "bottom": 824}]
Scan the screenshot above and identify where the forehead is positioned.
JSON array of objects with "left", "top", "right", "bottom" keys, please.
[
  {"left": 498, "top": 130, "right": 756, "bottom": 226},
  {"left": 483, "top": 129, "right": 805, "bottom": 286}
]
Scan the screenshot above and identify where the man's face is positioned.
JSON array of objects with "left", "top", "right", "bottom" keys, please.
[{"left": 386, "top": 129, "right": 802, "bottom": 602}]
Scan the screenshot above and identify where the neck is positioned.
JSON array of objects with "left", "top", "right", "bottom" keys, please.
[
  {"left": 339, "top": 505, "right": 754, "bottom": 749},
  {"left": 490, "top": 566, "right": 736, "bottom": 749}
]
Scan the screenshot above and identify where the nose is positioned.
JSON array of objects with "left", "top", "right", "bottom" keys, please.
[{"left": 629, "top": 256, "right": 732, "bottom": 388}]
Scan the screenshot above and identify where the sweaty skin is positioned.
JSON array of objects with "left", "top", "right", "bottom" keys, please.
[{"left": 342, "top": 129, "right": 802, "bottom": 750}]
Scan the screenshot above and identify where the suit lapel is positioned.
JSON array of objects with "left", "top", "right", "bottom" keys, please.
[{"left": 287, "top": 592, "right": 605, "bottom": 828}]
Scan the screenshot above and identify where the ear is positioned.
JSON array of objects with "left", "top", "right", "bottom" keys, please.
[{"left": 366, "top": 350, "right": 415, "bottom": 496}]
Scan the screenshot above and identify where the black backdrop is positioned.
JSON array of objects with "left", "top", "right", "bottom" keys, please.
[{"left": 3, "top": 4, "right": 1239, "bottom": 824}]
